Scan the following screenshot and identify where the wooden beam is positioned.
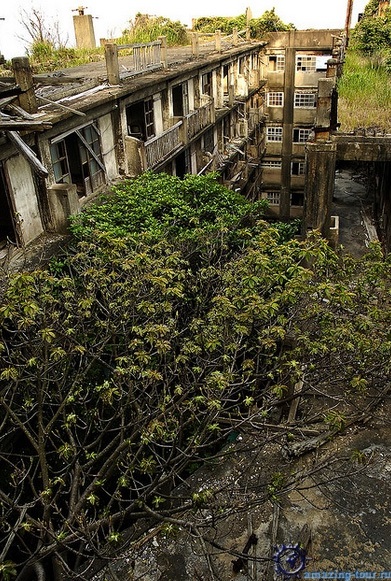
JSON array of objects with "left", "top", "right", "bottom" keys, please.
[
  {"left": 0, "top": 120, "right": 52, "bottom": 131},
  {"left": 5, "top": 131, "right": 49, "bottom": 177}
]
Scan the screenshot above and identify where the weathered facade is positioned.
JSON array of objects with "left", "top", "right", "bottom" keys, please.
[
  {"left": 259, "top": 29, "right": 342, "bottom": 221},
  {"left": 0, "top": 28, "right": 354, "bottom": 259},
  {"left": 0, "top": 36, "right": 267, "bottom": 256}
]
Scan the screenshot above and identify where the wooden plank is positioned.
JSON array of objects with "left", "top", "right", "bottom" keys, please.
[
  {"left": 287, "top": 379, "right": 304, "bottom": 424},
  {"left": 4, "top": 103, "right": 36, "bottom": 120},
  {"left": 5, "top": 131, "right": 49, "bottom": 177},
  {"left": 0, "top": 120, "right": 52, "bottom": 130}
]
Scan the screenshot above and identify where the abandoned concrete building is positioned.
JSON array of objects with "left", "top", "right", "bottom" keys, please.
[{"left": 1, "top": 26, "right": 390, "bottom": 260}]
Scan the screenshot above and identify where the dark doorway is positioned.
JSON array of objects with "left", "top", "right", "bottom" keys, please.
[{"left": 0, "top": 164, "right": 17, "bottom": 247}]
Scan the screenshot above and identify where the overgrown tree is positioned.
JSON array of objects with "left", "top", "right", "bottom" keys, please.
[{"left": 1, "top": 173, "right": 390, "bottom": 580}]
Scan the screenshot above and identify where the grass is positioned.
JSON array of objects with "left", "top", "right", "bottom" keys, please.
[{"left": 337, "top": 50, "right": 391, "bottom": 133}]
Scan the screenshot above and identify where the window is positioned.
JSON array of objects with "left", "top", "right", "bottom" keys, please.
[
  {"left": 0, "top": 163, "right": 17, "bottom": 245},
  {"left": 126, "top": 99, "right": 155, "bottom": 140},
  {"left": 267, "top": 92, "right": 284, "bottom": 107},
  {"left": 261, "top": 160, "right": 282, "bottom": 169},
  {"left": 293, "top": 128, "right": 312, "bottom": 143},
  {"left": 266, "top": 127, "right": 283, "bottom": 142},
  {"left": 296, "top": 54, "right": 331, "bottom": 72},
  {"left": 294, "top": 92, "right": 316, "bottom": 108},
  {"left": 296, "top": 55, "right": 317, "bottom": 72},
  {"left": 144, "top": 98, "right": 155, "bottom": 139},
  {"left": 291, "top": 162, "right": 306, "bottom": 175},
  {"left": 265, "top": 191, "right": 280, "bottom": 205},
  {"left": 203, "top": 128, "right": 214, "bottom": 153},
  {"left": 291, "top": 192, "right": 304, "bottom": 206},
  {"left": 201, "top": 72, "right": 212, "bottom": 96},
  {"left": 50, "top": 123, "right": 106, "bottom": 198},
  {"left": 51, "top": 140, "right": 71, "bottom": 183},
  {"left": 172, "top": 82, "right": 189, "bottom": 116},
  {"left": 269, "top": 55, "right": 285, "bottom": 72}
]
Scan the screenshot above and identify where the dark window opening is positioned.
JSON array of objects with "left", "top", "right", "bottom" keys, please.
[
  {"left": 291, "top": 191, "right": 304, "bottom": 206},
  {"left": 175, "top": 149, "right": 191, "bottom": 178},
  {"left": 172, "top": 83, "right": 189, "bottom": 117},
  {"left": 50, "top": 124, "right": 105, "bottom": 198},
  {"left": 0, "top": 165, "right": 16, "bottom": 246},
  {"left": 126, "top": 100, "right": 155, "bottom": 141},
  {"left": 202, "top": 72, "right": 212, "bottom": 96}
]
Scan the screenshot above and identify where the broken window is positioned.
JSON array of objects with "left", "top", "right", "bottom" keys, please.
[
  {"left": 296, "top": 55, "right": 317, "bottom": 72},
  {"left": 294, "top": 92, "right": 316, "bottom": 108},
  {"left": 201, "top": 72, "right": 212, "bottom": 97},
  {"left": 296, "top": 54, "right": 331, "bottom": 72},
  {"left": 126, "top": 99, "right": 155, "bottom": 140},
  {"left": 267, "top": 92, "right": 284, "bottom": 107},
  {"left": 175, "top": 148, "right": 191, "bottom": 178},
  {"left": 172, "top": 82, "right": 189, "bottom": 117},
  {"left": 266, "top": 127, "right": 283, "bottom": 142},
  {"left": 268, "top": 55, "right": 285, "bottom": 72},
  {"left": 293, "top": 128, "right": 312, "bottom": 143},
  {"left": 50, "top": 123, "right": 106, "bottom": 198},
  {"left": 291, "top": 191, "right": 304, "bottom": 206},
  {"left": 203, "top": 128, "right": 214, "bottom": 153},
  {"left": 291, "top": 161, "right": 306, "bottom": 175}
]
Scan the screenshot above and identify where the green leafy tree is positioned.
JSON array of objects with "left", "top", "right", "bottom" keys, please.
[
  {"left": 1, "top": 173, "right": 391, "bottom": 579},
  {"left": 193, "top": 9, "right": 294, "bottom": 37},
  {"left": 119, "top": 13, "right": 188, "bottom": 46}
]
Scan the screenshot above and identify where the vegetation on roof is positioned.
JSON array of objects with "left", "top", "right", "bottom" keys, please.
[{"left": 337, "top": 0, "right": 391, "bottom": 132}]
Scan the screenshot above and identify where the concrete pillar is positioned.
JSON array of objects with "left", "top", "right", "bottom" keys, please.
[
  {"left": 73, "top": 13, "right": 96, "bottom": 49},
  {"left": 12, "top": 57, "right": 37, "bottom": 114},
  {"left": 48, "top": 183, "right": 80, "bottom": 234},
  {"left": 303, "top": 141, "right": 337, "bottom": 237},
  {"left": 105, "top": 43, "right": 120, "bottom": 85},
  {"left": 280, "top": 47, "right": 295, "bottom": 219},
  {"left": 315, "top": 78, "right": 338, "bottom": 138},
  {"left": 158, "top": 36, "right": 168, "bottom": 68},
  {"left": 215, "top": 30, "right": 222, "bottom": 53},
  {"left": 192, "top": 33, "right": 199, "bottom": 57}
]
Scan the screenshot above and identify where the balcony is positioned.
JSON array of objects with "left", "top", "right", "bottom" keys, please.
[
  {"left": 144, "top": 121, "right": 183, "bottom": 167},
  {"left": 186, "top": 99, "right": 214, "bottom": 140}
]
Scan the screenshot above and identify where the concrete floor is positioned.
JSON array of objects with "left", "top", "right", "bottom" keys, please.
[{"left": 332, "top": 167, "right": 376, "bottom": 258}]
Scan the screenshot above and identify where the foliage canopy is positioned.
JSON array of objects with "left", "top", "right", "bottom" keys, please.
[{"left": 1, "top": 173, "right": 391, "bottom": 579}]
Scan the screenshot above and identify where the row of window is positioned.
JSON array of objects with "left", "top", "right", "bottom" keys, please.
[
  {"left": 265, "top": 191, "right": 304, "bottom": 206},
  {"left": 267, "top": 92, "right": 317, "bottom": 108},
  {"left": 268, "top": 54, "right": 331, "bottom": 73},
  {"left": 261, "top": 161, "right": 306, "bottom": 176},
  {"left": 266, "top": 127, "right": 313, "bottom": 143}
]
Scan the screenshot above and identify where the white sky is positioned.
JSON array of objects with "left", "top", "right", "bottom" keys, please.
[{"left": 0, "top": 0, "right": 368, "bottom": 60}]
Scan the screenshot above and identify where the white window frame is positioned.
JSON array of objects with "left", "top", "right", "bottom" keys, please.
[
  {"left": 291, "top": 161, "right": 306, "bottom": 175},
  {"left": 261, "top": 160, "right": 282, "bottom": 169},
  {"left": 293, "top": 128, "right": 312, "bottom": 143},
  {"left": 267, "top": 92, "right": 284, "bottom": 107},
  {"left": 265, "top": 191, "right": 281, "bottom": 205},
  {"left": 268, "top": 54, "right": 285, "bottom": 72},
  {"left": 296, "top": 55, "right": 317, "bottom": 72},
  {"left": 294, "top": 92, "right": 316, "bottom": 108},
  {"left": 266, "top": 127, "right": 283, "bottom": 142}
]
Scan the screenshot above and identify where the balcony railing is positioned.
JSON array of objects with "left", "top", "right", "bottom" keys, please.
[
  {"left": 186, "top": 100, "right": 214, "bottom": 140},
  {"left": 144, "top": 121, "right": 183, "bottom": 167}
]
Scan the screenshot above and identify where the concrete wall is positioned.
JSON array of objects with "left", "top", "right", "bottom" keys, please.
[{"left": 98, "top": 113, "right": 118, "bottom": 181}]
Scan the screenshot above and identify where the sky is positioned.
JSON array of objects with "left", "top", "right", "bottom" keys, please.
[{"left": 0, "top": 0, "right": 368, "bottom": 60}]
